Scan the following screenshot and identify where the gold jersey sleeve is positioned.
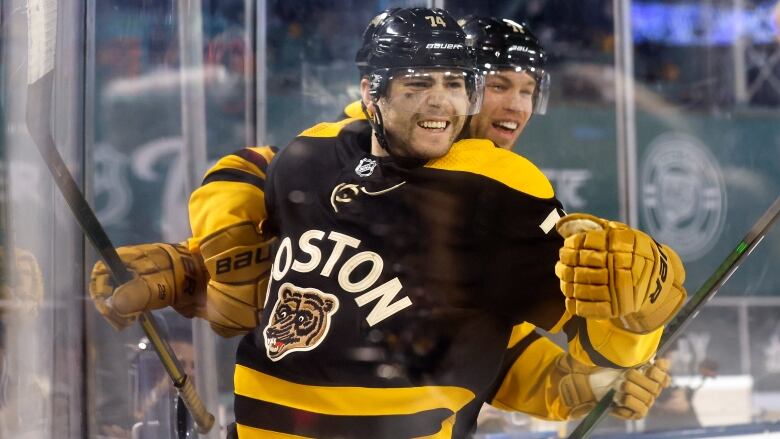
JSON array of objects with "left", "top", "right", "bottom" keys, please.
[
  {"left": 187, "top": 146, "right": 277, "bottom": 252},
  {"left": 492, "top": 320, "right": 662, "bottom": 421}
]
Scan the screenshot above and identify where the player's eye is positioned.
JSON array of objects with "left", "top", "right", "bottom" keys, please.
[
  {"left": 445, "top": 80, "right": 464, "bottom": 90},
  {"left": 406, "top": 81, "right": 429, "bottom": 89}
]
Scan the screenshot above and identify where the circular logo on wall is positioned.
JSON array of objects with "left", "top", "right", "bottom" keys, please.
[{"left": 641, "top": 133, "right": 726, "bottom": 260}]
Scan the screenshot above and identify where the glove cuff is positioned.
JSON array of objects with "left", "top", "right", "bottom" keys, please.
[
  {"left": 162, "top": 243, "right": 208, "bottom": 305},
  {"left": 200, "top": 222, "right": 275, "bottom": 283}
]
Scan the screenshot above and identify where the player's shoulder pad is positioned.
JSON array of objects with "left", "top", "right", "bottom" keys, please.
[
  {"left": 425, "top": 138, "right": 555, "bottom": 199},
  {"left": 342, "top": 100, "right": 366, "bottom": 120},
  {"left": 298, "top": 117, "right": 362, "bottom": 138}
]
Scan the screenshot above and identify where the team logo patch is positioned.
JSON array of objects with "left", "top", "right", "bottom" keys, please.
[
  {"left": 641, "top": 133, "right": 725, "bottom": 260},
  {"left": 330, "top": 181, "right": 406, "bottom": 212},
  {"left": 263, "top": 283, "right": 339, "bottom": 361},
  {"left": 355, "top": 158, "right": 377, "bottom": 177}
]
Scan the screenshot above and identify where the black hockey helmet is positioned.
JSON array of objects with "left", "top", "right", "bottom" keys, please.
[
  {"left": 356, "top": 7, "right": 483, "bottom": 114},
  {"left": 458, "top": 16, "right": 550, "bottom": 114},
  {"left": 355, "top": 8, "right": 485, "bottom": 156},
  {"left": 355, "top": 9, "right": 400, "bottom": 78}
]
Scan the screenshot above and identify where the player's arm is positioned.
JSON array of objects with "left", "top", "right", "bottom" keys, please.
[
  {"left": 478, "top": 201, "right": 664, "bottom": 366},
  {"left": 188, "top": 145, "right": 277, "bottom": 250},
  {"left": 553, "top": 213, "right": 686, "bottom": 366},
  {"left": 468, "top": 153, "right": 679, "bottom": 367},
  {"left": 489, "top": 324, "right": 672, "bottom": 421},
  {"left": 89, "top": 242, "right": 208, "bottom": 329},
  {"left": 188, "top": 146, "right": 279, "bottom": 336},
  {"left": 89, "top": 146, "right": 278, "bottom": 334}
]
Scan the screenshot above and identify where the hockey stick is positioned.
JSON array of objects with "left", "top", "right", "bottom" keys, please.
[
  {"left": 567, "top": 195, "right": 780, "bottom": 439},
  {"left": 25, "top": 0, "right": 214, "bottom": 433}
]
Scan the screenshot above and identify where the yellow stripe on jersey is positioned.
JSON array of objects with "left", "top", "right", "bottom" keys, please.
[
  {"left": 237, "top": 424, "right": 311, "bottom": 439},
  {"left": 298, "top": 117, "right": 360, "bottom": 138},
  {"left": 342, "top": 100, "right": 366, "bottom": 120},
  {"left": 506, "top": 322, "right": 537, "bottom": 349},
  {"left": 234, "top": 364, "right": 475, "bottom": 416},
  {"left": 237, "top": 417, "right": 455, "bottom": 439},
  {"left": 425, "top": 139, "right": 555, "bottom": 199},
  {"left": 569, "top": 320, "right": 663, "bottom": 368},
  {"left": 490, "top": 334, "right": 568, "bottom": 420}
]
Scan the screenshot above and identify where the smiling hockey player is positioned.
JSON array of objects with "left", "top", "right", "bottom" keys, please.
[
  {"left": 459, "top": 16, "right": 549, "bottom": 149},
  {"left": 89, "top": 7, "right": 685, "bottom": 438}
]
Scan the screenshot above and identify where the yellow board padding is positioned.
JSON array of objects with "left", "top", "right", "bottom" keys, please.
[
  {"left": 425, "top": 139, "right": 555, "bottom": 199},
  {"left": 234, "top": 364, "right": 475, "bottom": 417},
  {"left": 298, "top": 117, "right": 361, "bottom": 138}
]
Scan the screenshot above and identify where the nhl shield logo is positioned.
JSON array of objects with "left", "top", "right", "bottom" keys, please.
[{"left": 355, "top": 158, "right": 377, "bottom": 177}]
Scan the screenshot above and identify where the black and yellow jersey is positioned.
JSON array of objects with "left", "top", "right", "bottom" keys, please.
[{"left": 187, "top": 119, "right": 660, "bottom": 439}]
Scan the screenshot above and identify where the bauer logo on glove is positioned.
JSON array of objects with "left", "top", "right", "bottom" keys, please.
[
  {"left": 554, "top": 213, "right": 687, "bottom": 334},
  {"left": 199, "top": 221, "right": 277, "bottom": 337}
]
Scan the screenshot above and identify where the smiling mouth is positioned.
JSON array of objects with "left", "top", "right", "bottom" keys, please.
[
  {"left": 417, "top": 120, "right": 450, "bottom": 132},
  {"left": 492, "top": 121, "right": 518, "bottom": 134}
]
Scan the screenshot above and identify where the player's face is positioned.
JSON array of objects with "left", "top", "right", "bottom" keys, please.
[
  {"left": 365, "top": 71, "right": 470, "bottom": 160},
  {"left": 469, "top": 70, "right": 536, "bottom": 149}
]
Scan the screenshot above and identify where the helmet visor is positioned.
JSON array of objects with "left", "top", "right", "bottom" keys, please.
[
  {"left": 380, "top": 67, "right": 484, "bottom": 117},
  {"left": 483, "top": 65, "right": 550, "bottom": 115}
]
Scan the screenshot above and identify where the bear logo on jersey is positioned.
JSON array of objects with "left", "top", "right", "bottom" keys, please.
[
  {"left": 355, "top": 158, "right": 377, "bottom": 177},
  {"left": 263, "top": 283, "right": 339, "bottom": 361}
]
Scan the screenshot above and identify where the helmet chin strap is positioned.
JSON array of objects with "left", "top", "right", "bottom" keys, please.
[{"left": 361, "top": 101, "right": 395, "bottom": 156}]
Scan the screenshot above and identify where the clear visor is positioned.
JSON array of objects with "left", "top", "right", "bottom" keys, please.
[
  {"left": 381, "top": 68, "right": 484, "bottom": 117},
  {"left": 484, "top": 65, "right": 550, "bottom": 115}
]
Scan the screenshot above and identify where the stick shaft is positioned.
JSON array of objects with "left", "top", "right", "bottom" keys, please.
[{"left": 25, "top": 73, "right": 214, "bottom": 433}]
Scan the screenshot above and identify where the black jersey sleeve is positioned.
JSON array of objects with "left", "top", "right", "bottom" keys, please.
[{"left": 478, "top": 189, "right": 568, "bottom": 330}]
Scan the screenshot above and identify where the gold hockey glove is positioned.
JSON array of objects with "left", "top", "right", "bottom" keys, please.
[
  {"left": 612, "top": 358, "right": 672, "bottom": 419},
  {"left": 556, "top": 353, "right": 672, "bottom": 420},
  {"left": 199, "top": 221, "right": 275, "bottom": 338},
  {"left": 555, "top": 213, "right": 687, "bottom": 333},
  {"left": 89, "top": 243, "right": 207, "bottom": 330}
]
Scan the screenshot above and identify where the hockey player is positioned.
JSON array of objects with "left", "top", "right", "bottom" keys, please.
[
  {"left": 90, "top": 8, "right": 685, "bottom": 438},
  {"left": 347, "top": 14, "right": 673, "bottom": 424},
  {"left": 456, "top": 16, "right": 676, "bottom": 423},
  {"left": 459, "top": 16, "right": 549, "bottom": 150}
]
